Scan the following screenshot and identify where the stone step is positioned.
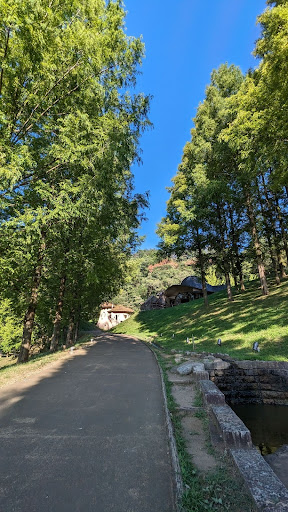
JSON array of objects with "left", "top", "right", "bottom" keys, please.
[{"left": 175, "top": 406, "right": 203, "bottom": 413}]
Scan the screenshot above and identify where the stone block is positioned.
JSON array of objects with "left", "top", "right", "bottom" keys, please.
[
  {"left": 237, "top": 361, "right": 255, "bottom": 370},
  {"left": 244, "top": 376, "right": 256, "bottom": 383},
  {"left": 245, "top": 383, "right": 262, "bottom": 391},
  {"left": 231, "top": 448, "right": 288, "bottom": 511},
  {"left": 176, "top": 361, "right": 205, "bottom": 376},
  {"left": 214, "top": 370, "right": 224, "bottom": 378},
  {"left": 206, "top": 358, "right": 288, "bottom": 406},
  {"left": 211, "top": 405, "right": 252, "bottom": 449},
  {"left": 203, "top": 356, "right": 215, "bottom": 364},
  {"left": 199, "top": 380, "right": 226, "bottom": 406},
  {"left": 261, "top": 390, "right": 286, "bottom": 400},
  {"left": 244, "top": 369, "right": 255, "bottom": 376},
  {"left": 238, "top": 390, "right": 262, "bottom": 399},
  {"left": 193, "top": 370, "right": 209, "bottom": 381},
  {"left": 260, "top": 383, "right": 275, "bottom": 391},
  {"left": 269, "top": 399, "right": 288, "bottom": 406},
  {"left": 204, "top": 358, "right": 231, "bottom": 371}
]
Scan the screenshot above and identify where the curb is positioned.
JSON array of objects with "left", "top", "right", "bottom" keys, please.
[{"left": 142, "top": 340, "right": 184, "bottom": 512}]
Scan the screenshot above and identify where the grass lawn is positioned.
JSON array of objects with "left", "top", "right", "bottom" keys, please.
[{"left": 113, "top": 278, "right": 288, "bottom": 361}]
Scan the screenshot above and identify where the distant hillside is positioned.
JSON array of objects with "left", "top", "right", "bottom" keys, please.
[
  {"left": 112, "top": 279, "right": 288, "bottom": 361},
  {"left": 111, "top": 249, "right": 224, "bottom": 310}
]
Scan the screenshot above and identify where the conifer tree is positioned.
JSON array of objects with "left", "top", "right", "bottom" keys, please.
[{"left": 0, "top": 0, "right": 150, "bottom": 361}]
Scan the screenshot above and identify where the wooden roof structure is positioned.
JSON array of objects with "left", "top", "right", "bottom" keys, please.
[
  {"left": 181, "top": 276, "right": 226, "bottom": 293},
  {"left": 100, "top": 303, "right": 134, "bottom": 314},
  {"left": 165, "top": 285, "right": 200, "bottom": 299}
]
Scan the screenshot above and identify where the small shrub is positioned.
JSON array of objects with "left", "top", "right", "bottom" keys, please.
[{"left": 0, "top": 299, "right": 22, "bottom": 354}]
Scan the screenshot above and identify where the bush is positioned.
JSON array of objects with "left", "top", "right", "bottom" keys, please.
[{"left": 0, "top": 299, "right": 22, "bottom": 354}]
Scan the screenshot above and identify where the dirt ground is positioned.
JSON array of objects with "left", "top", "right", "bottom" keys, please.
[{"left": 168, "top": 370, "right": 218, "bottom": 474}]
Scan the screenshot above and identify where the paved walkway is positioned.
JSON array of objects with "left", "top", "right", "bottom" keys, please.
[{"left": 0, "top": 334, "right": 176, "bottom": 512}]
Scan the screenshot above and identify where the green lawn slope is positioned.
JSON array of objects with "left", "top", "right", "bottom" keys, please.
[{"left": 112, "top": 279, "right": 288, "bottom": 361}]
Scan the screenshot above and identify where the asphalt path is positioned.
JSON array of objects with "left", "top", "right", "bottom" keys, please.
[{"left": 0, "top": 334, "right": 176, "bottom": 512}]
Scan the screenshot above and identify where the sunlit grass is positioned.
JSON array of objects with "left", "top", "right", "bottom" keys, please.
[{"left": 113, "top": 278, "right": 288, "bottom": 361}]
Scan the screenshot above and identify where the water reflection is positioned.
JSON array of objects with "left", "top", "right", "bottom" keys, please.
[{"left": 231, "top": 404, "right": 288, "bottom": 455}]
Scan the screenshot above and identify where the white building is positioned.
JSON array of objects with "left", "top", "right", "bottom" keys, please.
[{"left": 97, "top": 303, "right": 134, "bottom": 331}]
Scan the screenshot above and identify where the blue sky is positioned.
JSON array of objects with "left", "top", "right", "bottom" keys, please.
[{"left": 124, "top": 0, "right": 267, "bottom": 249}]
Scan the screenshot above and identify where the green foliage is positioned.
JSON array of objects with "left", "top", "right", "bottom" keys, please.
[
  {"left": 111, "top": 249, "right": 211, "bottom": 310},
  {"left": 0, "top": 299, "right": 22, "bottom": 353},
  {"left": 159, "top": 1, "right": 288, "bottom": 300},
  {"left": 0, "top": 0, "right": 150, "bottom": 358},
  {"left": 158, "top": 64, "right": 248, "bottom": 303}
]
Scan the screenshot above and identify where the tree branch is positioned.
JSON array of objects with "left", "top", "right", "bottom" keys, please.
[
  {"left": 43, "top": 1, "right": 55, "bottom": 20},
  {"left": 12, "top": 63, "right": 113, "bottom": 143},
  {"left": 13, "top": 59, "right": 82, "bottom": 141},
  {"left": 0, "top": 27, "right": 11, "bottom": 96}
]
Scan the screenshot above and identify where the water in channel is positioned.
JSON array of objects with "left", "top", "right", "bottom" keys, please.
[{"left": 231, "top": 404, "right": 288, "bottom": 455}]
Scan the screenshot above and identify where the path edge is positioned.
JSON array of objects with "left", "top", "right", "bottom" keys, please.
[{"left": 141, "top": 340, "right": 184, "bottom": 512}]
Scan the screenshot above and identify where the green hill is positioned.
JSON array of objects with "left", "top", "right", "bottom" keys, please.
[{"left": 112, "top": 279, "right": 288, "bottom": 361}]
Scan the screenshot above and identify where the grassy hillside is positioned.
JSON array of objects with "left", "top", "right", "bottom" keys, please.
[{"left": 112, "top": 279, "right": 288, "bottom": 361}]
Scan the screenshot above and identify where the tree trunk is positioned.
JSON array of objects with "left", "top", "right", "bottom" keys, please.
[
  {"left": 239, "top": 270, "right": 245, "bottom": 292},
  {"left": 258, "top": 202, "right": 279, "bottom": 284},
  {"left": 235, "top": 246, "right": 245, "bottom": 291},
  {"left": 274, "top": 195, "right": 288, "bottom": 267},
  {"left": 18, "top": 235, "right": 46, "bottom": 363},
  {"left": 232, "top": 265, "right": 238, "bottom": 288},
  {"left": 196, "top": 228, "right": 208, "bottom": 307},
  {"left": 259, "top": 175, "right": 281, "bottom": 284},
  {"left": 74, "top": 320, "right": 79, "bottom": 345},
  {"left": 225, "top": 272, "right": 233, "bottom": 301},
  {"left": 245, "top": 191, "right": 268, "bottom": 295},
  {"left": 233, "top": 232, "right": 245, "bottom": 291},
  {"left": 233, "top": 273, "right": 238, "bottom": 288},
  {"left": 216, "top": 204, "right": 233, "bottom": 301},
  {"left": 279, "top": 259, "right": 287, "bottom": 279},
  {"left": 73, "top": 304, "right": 81, "bottom": 344},
  {"left": 50, "top": 275, "right": 66, "bottom": 352},
  {"left": 66, "top": 310, "right": 75, "bottom": 347},
  {"left": 266, "top": 237, "right": 281, "bottom": 285},
  {"left": 228, "top": 206, "right": 242, "bottom": 289}
]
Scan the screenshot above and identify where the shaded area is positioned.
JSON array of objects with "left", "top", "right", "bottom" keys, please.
[
  {"left": 231, "top": 404, "right": 288, "bottom": 454},
  {"left": 181, "top": 276, "right": 226, "bottom": 293},
  {"left": 0, "top": 334, "right": 175, "bottom": 512}
]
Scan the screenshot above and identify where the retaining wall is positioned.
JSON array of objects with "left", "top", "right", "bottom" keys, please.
[
  {"left": 198, "top": 379, "right": 288, "bottom": 511},
  {"left": 209, "top": 360, "right": 288, "bottom": 405}
]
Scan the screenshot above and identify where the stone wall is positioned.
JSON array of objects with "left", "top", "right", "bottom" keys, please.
[
  {"left": 198, "top": 379, "right": 288, "bottom": 510},
  {"left": 210, "top": 360, "right": 288, "bottom": 405}
]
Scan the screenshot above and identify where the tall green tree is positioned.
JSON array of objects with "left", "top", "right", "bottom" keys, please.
[
  {"left": 0, "top": 0, "right": 150, "bottom": 362},
  {"left": 158, "top": 64, "right": 245, "bottom": 303}
]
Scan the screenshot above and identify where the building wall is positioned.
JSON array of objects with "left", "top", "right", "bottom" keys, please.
[{"left": 97, "top": 309, "right": 130, "bottom": 331}]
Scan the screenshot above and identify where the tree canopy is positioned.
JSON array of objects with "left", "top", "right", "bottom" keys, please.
[
  {"left": 0, "top": 0, "right": 150, "bottom": 361},
  {"left": 158, "top": 0, "right": 288, "bottom": 304}
]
